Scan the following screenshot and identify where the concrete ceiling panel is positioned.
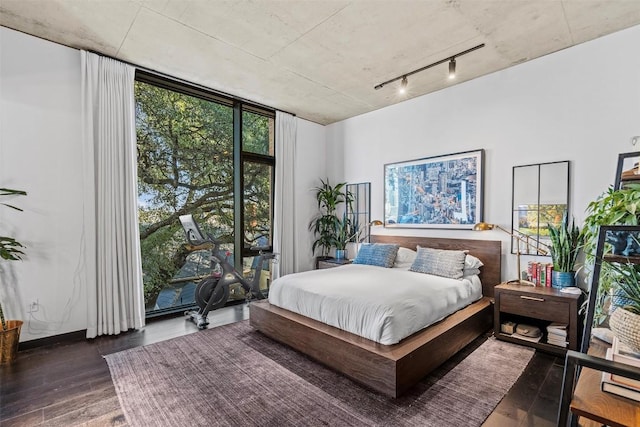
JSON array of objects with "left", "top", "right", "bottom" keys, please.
[{"left": 1, "top": 0, "right": 640, "bottom": 124}]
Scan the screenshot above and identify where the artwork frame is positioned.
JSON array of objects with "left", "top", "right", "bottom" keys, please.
[
  {"left": 384, "top": 149, "right": 484, "bottom": 229},
  {"left": 614, "top": 151, "right": 640, "bottom": 190}
]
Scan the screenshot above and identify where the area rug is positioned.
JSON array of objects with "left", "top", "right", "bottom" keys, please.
[{"left": 105, "top": 320, "right": 533, "bottom": 427}]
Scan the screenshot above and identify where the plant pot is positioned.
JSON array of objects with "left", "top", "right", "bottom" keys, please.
[
  {"left": 0, "top": 320, "right": 23, "bottom": 364},
  {"left": 610, "top": 308, "right": 640, "bottom": 353},
  {"left": 552, "top": 271, "right": 575, "bottom": 288},
  {"left": 335, "top": 249, "right": 347, "bottom": 260}
]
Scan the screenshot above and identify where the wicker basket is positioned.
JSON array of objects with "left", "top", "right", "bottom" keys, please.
[
  {"left": 610, "top": 308, "right": 640, "bottom": 353},
  {"left": 0, "top": 320, "right": 23, "bottom": 364}
]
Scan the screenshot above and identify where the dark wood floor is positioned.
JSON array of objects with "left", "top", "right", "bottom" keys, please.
[{"left": 1, "top": 304, "right": 563, "bottom": 426}]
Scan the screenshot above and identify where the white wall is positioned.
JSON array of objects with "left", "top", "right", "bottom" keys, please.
[
  {"left": 326, "top": 25, "right": 640, "bottom": 283},
  {"left": 0, "top": 27, "right": 326, "bottom": 341},
  {"left": 0, "top": 27, "right": 87, "bottom": 341}
]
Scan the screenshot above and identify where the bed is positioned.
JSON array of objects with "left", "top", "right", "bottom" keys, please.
[{"left": 250, "top": 235, "right": 501, "bottom": 398}]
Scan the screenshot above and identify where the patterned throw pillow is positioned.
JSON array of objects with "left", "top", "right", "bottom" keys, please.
[
  {"left": 353, "top": 244, "right": 399, "bottom": 268},
  {"left": 410, "top": 247, "right": 467, "bottom": 279}
]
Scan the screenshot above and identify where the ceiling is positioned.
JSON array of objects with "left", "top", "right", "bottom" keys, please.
[{"left": 2, "top": 1, "right": 640, "bottom": 125}]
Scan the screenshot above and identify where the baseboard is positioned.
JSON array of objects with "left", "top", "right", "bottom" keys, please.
[{"left": 19, "top": 329, "right": 87, "bottom": 351}]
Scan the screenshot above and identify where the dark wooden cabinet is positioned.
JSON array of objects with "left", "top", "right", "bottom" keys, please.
[
  {"left": 494, "top": 283, "right": 583, "bottom": 356},
  {"left": 316, "top": 258, "right": 352, "bottom": 269}
]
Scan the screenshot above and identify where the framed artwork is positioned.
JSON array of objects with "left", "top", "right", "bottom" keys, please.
[
  {"left": 384, "top": 149, "right": 484, "bottom": 229},
  {"left": 614, "top": 151, "right": 640, "bottom": 189}
]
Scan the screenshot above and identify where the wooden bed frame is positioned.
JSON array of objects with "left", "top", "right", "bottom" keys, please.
[{"left": 250, "top": 235, "right": 501, "bottom": 398}]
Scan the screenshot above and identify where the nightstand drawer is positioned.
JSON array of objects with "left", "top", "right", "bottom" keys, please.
[{"left": 500, "top": 293, "right": 570, "bottom": 323}]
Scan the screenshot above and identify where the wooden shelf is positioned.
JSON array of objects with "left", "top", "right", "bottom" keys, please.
[
  {"left": 570, "top": 341, "right": 640, "bottom": 427},
  {"left": 602, "top": 254, "right": 640, "bottom": 264}
]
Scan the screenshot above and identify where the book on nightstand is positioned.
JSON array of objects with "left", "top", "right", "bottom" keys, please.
[
  {"left": 600, "top": 340, "right": 640, "bottom": 402},
  {"left": 546, "top": 323, "right": 568, "bottom": 348}
]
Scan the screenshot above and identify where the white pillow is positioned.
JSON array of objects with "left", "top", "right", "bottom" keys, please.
[
  {"left": 463, "top": 268, "right": 481, "bottom": 276},
  {"left": 393, "top": 247, "right": 417, "bottom": 269},
  {"left": 465, "top": 254, "right": 484, "bottom": 269}
]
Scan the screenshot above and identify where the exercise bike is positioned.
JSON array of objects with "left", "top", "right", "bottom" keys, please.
[{"left": 179, "top": 214, "right": 277, "bottom": 329}]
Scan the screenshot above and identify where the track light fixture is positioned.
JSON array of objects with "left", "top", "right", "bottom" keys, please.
[
  {"left": 399, "top": 76, "right": 408, "bottom": 94},
  {"left": 374, "top": 43, "right": 484, "bottom": 91}
]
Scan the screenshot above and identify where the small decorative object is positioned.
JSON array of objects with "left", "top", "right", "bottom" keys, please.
[
  {"left": 610, "top": 308, "right": 640, "bottom": 353},
  {"left": 501, "top": 321, "right": 517, "bottom": 335},
  {"left": 548, "top": 214, "right": 583, "bottom": 288},
  {"left": 384, "top": 149, "right": 484, "bottom": 229},
  {"left": 515, "top": 324, "right": 541, "bottom": 338},
  {"left": 607, "top": 262, "right": 640, "bottom": 352},
  {"left": 335, "top": 249, "right": 346, "bottom": 260}
]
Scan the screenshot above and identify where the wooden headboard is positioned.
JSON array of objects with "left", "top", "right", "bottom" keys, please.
[{"left": 371, "top": 235, "right": 502, "bottom": 298}]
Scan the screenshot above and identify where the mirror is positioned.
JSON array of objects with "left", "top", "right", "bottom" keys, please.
[
  {"left": 511, "top": 161, "right": 570, "bottom": 255},
  {"left": 346, "top": 182, "right": 371, "bottom": 242}
]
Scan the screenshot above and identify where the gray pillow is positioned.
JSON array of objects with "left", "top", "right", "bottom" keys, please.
[
  {"left": 353, "top": 243, "right": 399, "bottom": 268},
  {"left": 410, "top": 247, "right": 467, "bottom": 279}
]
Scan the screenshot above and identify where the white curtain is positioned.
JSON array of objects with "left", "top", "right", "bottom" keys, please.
[
  {"left": 272, "top": 112, "right": 297, "bottom": 280},
  {"left": 81, "top": 51, "right": 145, "bottom": 338}
]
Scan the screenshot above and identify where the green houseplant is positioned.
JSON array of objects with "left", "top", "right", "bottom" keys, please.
[
  {"left": 607, "top": 262, "right": 640, "bottom": 351},
  {"left": 548, "top": 214, "right": 584, "bottom": 288},
  {"left": 0, "top": 187, "right": 27, "bottom": 364},
  {"left": 583, "top": 183, "right": 640, "bottom": 324},
  {"left": 309, "top": 179, "right": 348, "bottom": 257}
]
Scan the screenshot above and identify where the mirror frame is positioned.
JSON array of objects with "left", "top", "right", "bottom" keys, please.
[{"left": 511, "top": 160, "right": 570, "bottom": 255}]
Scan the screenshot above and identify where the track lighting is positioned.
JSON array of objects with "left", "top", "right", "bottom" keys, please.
[
  {"left": 399, "top": 76, "right": 408, "bottom": 94},
  {"left": 374, "top": 43, "right": 484, "bottom": 91}
]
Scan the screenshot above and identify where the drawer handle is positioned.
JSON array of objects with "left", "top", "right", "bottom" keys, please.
[{"left": 520, "top": 295, "right": 545, "bottom": 302}]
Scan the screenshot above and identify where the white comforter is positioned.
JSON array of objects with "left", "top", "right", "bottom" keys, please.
[{"left": 268, "top": 264, "right": 482, "bottom": 345}]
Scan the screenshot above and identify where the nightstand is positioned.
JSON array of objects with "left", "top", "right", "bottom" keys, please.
[
  {"left": 494, "top": 283, "right": 583, "bottom": 356},
  {"left": 316, "top": 258, "right": 352, "bottom": 269}
]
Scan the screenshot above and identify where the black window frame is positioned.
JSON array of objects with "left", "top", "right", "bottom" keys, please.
[{"left": 135, "top": 70, "right": 276, "bottom": 274}]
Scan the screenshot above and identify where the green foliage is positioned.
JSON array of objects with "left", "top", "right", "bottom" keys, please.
[
  {"left": 583, "top": 184, "right": 640, "bottom": 324},
  {"left": 135, "top": 82, "right": 272, "bottom": 308},
  {"left": 0, "top": 187, "right": 27, "bottom": 330},
  {"left": 309, "top": 179, "right": 351, "bottom": 256},
  {"left": 548, "top": 214, "right": 583, "bottom": 272},
  {"left": 333, "top": 213, "right": 359, "bottom": 250},
  {"left": 608, "top": 262, "right": 640, "bottom": 315}
]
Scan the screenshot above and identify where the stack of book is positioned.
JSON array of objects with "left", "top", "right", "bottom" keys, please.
[
  {"left": 526, "top": 261, "right": 553, "bottom": 287},
  {"left": 601, "top": 337, "right": 640, "bottom": 401},
  {"left": 546, "top": 323, "right": 568, "bottom": 348}
]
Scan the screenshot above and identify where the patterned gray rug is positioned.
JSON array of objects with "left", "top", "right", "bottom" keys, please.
[{"left": 105, "top": 320, "right": 533, "bottom": 426}]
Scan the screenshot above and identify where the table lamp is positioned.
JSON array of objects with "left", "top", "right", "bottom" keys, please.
[{"left": 473, "top": 222, "right": 549, "bottom": 285}]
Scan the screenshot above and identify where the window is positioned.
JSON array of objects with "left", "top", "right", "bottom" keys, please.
[{"left": 135, "top": 72, "right": 275, "bottom": 316}]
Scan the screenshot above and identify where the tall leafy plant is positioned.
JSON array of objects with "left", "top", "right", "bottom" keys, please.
[
  {"left": 0, "top": 188, "right": 27, "bottom": 331},
  {"left": 548, "top": 214, "right": 583, "bottom": 273},
  {"left": 583, "top": 183, "right": 640, "bottom": 324},
  {"left": 608, "top": 261, "right": 640, "bottom": 315},
  {"left": 309, "top": 179, "right": 351, "bottom": 257}
]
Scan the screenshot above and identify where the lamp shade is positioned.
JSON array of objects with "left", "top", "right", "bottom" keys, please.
[{"left": 473, "top": 222, "right": 495, "bottom": 231}]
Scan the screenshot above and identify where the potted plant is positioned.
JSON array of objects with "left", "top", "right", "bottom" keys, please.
[
  {"left": 607, "top": 261, "right": 640, "bottom": 352},
  {"left": 333, "top": 213, "right": 360, "bottom": 260},
  {"left": 548, "top": 214, "right": 584, "bottom": 288},
  {"left": 583, "top": 183, "right": 640, "bottom": 324},
  {"left": 0, "top": 187, "right": 27, "bottom": 364},
  {"left": 309, "top": 179, "right": 351, "bottom": 259}
]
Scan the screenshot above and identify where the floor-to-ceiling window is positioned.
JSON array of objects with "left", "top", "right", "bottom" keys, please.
[{"left": 135, "top": 72, "right": 275, "bottom": 316}]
